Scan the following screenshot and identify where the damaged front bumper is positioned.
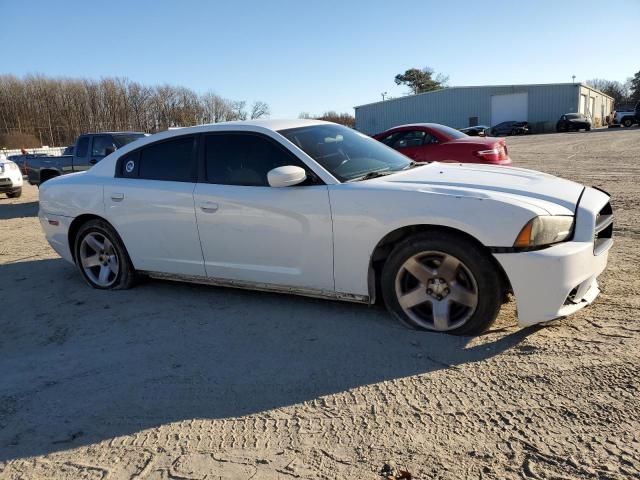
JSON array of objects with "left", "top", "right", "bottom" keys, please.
[{"left": 494, "top": 186, "right": 613, "bottom": 327}]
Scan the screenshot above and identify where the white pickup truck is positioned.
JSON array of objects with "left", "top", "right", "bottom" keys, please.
[{"left": 612, "top": 102, "right": 640, "bottom": 127}]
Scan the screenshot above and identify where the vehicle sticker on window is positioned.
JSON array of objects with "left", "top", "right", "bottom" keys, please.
[{"left": 125, "top": 160, "right": 135, "bottom": 173}]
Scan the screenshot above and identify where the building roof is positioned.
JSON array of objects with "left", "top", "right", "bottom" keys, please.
[{"left": 354, "top": 82, "right": 613, "bottom": 109}]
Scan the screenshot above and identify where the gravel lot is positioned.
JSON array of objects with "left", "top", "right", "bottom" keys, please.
[{"left": 1, "top": 128, "right": 639, "bottom": 479}]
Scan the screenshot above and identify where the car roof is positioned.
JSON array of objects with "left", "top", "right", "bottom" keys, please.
[{"left": 87, "top": 119, "right": 337, "bottom": 178}]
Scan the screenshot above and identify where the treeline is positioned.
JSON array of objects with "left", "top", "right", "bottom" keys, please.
[
  {"left": 0, "top": 74, "right": 270, "bottom": 148},
  {"left": 298, "top": 111, "right": 355, "bottom": 128}
]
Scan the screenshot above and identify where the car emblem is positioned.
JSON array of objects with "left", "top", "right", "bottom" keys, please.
[{"left": 125, "top": 160, "right": 135, "bottom": 173}]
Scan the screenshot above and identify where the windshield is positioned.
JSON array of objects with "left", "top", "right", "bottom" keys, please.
[
  {"left": 278, "top": 124, "right": 412, "bottom": 182},
  {"left": 429, "top": 124, "right": 468, "bottom": 140},
  {"left": 113, "top": 133, "right": 146, "bottom": 147}
]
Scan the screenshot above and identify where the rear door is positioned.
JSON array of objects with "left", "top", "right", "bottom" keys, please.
[{"left": 104, "top": 135, "right": 205, "bottom": 276}]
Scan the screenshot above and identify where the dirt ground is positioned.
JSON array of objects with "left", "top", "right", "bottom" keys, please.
[{"left": 1, "top": 128, "right": 639, "bottom": 479}]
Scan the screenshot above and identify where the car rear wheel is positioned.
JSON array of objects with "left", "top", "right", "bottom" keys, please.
[
  {"left": 381, "top": 233, "right": 502, "bottom": 335},
  {"left": 74, "top": 219, "right": 135, "bottom": 290}
]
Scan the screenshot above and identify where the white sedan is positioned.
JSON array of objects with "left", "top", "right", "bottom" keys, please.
[{"left": 38, "top": 120, "right": 613, "bottom": 335}]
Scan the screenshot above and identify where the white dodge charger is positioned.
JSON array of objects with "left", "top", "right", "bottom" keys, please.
[{"left": 38, "top": 120, "right": 613, "bottom": 335}]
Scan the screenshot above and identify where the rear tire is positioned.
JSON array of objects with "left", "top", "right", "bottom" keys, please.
[
  {"left": 6, "top": 188, "right": 22, "bottom": 198},
  {"left": 585, "top": 125, "right": 591, "bottom": 131},
  {"left": 74, "top": 219, "right": 136, "bottom": 290},
  {"left": 381, "top": 232, "right": 502, "bottom": 335}
]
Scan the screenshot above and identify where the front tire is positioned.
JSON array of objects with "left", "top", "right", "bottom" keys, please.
[
  {"left": 622, "top": 118, "right": 633, "bottom": 128},
  {"left": 74, "top": 219, "right": 135, "bottom": 290},
  {"left": 7, "top": 188, "right": 22, "bottom": 198},
  {"left": 381, "top": 233, "right": 502, "bottom": 335}
]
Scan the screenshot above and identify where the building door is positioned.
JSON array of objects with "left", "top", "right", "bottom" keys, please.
[{"left": 491, "top": 93, "right": 528, "bottom": 125}]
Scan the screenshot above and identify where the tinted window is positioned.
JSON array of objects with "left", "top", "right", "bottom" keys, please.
[
  {"left": 279, "top": 124, "right": 411, "bottom": 182},
  {"left": 76, "top": 137, "right": 89, "bottom": 157},
  {"left": 205, "top": 133, "right": 309, "bottom": 187},
  {"left": 92, "top": 136, "right": 117, "bottom": 156},
  {"left": 113, "top": 133, "right": 146, "bottom": 147},
  {"left": 138, "top": 136, "right": 195, "bottom": 182}
]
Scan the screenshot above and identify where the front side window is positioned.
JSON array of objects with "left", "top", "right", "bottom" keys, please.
[
  {"left": 279, "top": 124, "right": 412, "bottom": 182},
  {"left": 390, "top": 130, "right": 426, "bottom": 149},
  {"left": 137, "top": 136, "right": 196, "bottom": 182},
  {"left": 76, "top": 137, "right": 89, "bottom": 157},
  {"left": 91, "top": 136, "right": 117, "bottom": 157},
  {"left": 205, "top": 133, "right": 312, "bottom": 187}
]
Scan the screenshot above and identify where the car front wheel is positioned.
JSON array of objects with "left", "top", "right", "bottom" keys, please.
[
  {"left": 74, "top": 219, "right": 135, "bottom": 290},
  {"left": 622, "top": 118, "right": 633, "bottom": 127},
  {"left": 381, "top": 233, "right": 502, "bottom": 335},
  {"left": 7, "top": 188, "right": 22, "bottom": 198}
]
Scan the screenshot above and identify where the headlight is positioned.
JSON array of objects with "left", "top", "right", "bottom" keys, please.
[
  {"left": 6, "top": 162, "right": 18, "bottom": 171},
  {"left": 514, "top": 215, "right": 574, "bottom": 248}
]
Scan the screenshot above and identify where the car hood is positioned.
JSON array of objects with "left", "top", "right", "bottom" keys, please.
[{"left": 376, "top": 162, "right": 584, "bottom": 214}]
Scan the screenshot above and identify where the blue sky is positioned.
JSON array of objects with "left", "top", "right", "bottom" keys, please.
[{"left": 1, "top": 0, "right": 638, "bottom": 117}]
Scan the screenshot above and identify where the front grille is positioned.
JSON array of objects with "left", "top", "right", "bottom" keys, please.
[{"left": 594, "top": 201, "right": 613, "bottom": 255}]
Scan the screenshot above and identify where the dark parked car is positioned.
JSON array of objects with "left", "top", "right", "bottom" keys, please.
[
  {"left": 556, "top": 113, "right": 591, "bottom": 132},
  {"left": 459, "top": 125, "right": 490, "bottom": 136},
  {"left": 489, "top": 121, "right": 530, "bottom": 137}
]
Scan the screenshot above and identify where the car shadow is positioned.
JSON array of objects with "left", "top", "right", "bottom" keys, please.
[
  {"left": 0, "top": 200, "right": 38, "bottom": 220},
  {"left": 0, "top": 258, "right": 537, "bottom": 462}
]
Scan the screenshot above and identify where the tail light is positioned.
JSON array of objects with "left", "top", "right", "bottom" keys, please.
[{"left": 474, "top": 142, "right": 508, "bottom": 163}]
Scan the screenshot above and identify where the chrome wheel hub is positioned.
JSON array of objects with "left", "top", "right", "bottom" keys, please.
[
  {"left": 395, "top": 251, "right": 479, "bottom": 332},
  {"left": 79, "top": 232, "right": 119, "bottom": 287}
]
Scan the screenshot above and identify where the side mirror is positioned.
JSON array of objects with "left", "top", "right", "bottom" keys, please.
[{"left": 267, "top": 165, "right": 307, "bottom": 188}]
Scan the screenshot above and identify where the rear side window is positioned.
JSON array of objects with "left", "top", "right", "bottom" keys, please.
[
  {"left": 76, "top": 137, "right": 89, "bottom": 157},
  {"left": 139, "top": 137, "right": 196, "bottom": 182},
  {"left": 205, "top": 133, "right": 311, "bottom": 186}
]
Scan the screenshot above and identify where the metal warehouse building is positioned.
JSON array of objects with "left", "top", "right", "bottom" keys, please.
[{"left": 354, "top": 83, "right": 613, "bottom": 135}]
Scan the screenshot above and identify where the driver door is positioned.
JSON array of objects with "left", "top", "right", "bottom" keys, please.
[{"left": 193, "top": 132, "right": 334, "bottom": 291}]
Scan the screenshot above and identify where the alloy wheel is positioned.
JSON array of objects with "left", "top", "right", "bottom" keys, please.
[
  {"left": 79, "top": 232, "right": 120, "bottom": 287},
  {"left": 394, "top": 251, "right": 479, "bottom": 331}
]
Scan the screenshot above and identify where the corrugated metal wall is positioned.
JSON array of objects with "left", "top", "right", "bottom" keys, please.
[{"left": 355, "top": 84, "right": 592, "bottom": 134}]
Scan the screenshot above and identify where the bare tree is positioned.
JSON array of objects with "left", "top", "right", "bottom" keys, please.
[
  {"left": 250, "top": 101, "right": 270, "bottom": 119},
  {"left": 0, "top": 74, "right": 261, "bottom": 147}
]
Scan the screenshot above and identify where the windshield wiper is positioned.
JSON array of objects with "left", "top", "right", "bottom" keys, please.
[{"left": 347, "top": 170, "right": 393, "bottom": 182}]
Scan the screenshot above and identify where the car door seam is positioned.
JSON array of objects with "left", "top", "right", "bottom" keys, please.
[
  {"left": 192, "top": 182, "right": 208, "bottom": 276},
  {"left": 325, "top": 186, "right": 337, "bottom": 292}
]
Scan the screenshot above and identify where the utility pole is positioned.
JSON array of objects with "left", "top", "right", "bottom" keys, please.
[
  {"left": 381, "top": 92, "right": 388, "bottom": 101},
  {"left": 572, "top": 75, "right": 576, "bottom": 84}
]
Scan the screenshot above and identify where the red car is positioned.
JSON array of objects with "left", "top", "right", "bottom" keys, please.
[{"left": 373, "top": 123, "right": 512, "bottom": 165}]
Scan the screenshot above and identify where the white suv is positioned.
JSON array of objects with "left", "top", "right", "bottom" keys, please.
[{"left": 0, "top": 155, "right": 24, "bottom": 198}]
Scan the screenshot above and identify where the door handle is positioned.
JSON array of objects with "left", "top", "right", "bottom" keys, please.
[
  {"left": 89, "top": 159, "right": 98, "bottom": 165},
  {"left": 111, "top": 193, "right": 124, "bottom": 202},
  {"left": 200, "top": 201, "right": 219, "bottom": 213}
]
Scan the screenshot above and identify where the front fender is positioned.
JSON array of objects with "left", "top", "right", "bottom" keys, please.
[{"left": 328, "top": 186, "right": 548, "bottom": 296}]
